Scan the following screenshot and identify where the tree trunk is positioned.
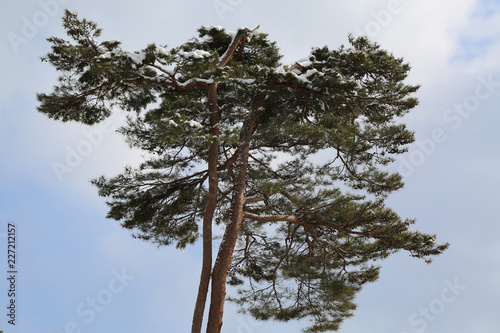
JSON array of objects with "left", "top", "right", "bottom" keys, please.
[
  {"left": 205, "top": 118, "right": 256, "bottom": 333},
  {"left": 191, "top": 83, "right": 220, "bottom": 333},
  {"left": 198, "top": 27, "right": 258, "bottom": 332}
]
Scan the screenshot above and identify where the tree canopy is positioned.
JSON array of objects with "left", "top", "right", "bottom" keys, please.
[{"left": 38, "top": 10, "right": 448, "bottom": 332}]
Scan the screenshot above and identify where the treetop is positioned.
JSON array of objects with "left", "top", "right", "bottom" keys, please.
[{"left": 37, "top": 10, "right": 447, "bottom": 332}]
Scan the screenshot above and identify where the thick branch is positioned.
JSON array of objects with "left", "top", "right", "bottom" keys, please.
[
  {"left": 243, "top": 195, "right": 266, "bottom": 205},
  {"left": 244, "top": 204, "right": 378, "bottom": 239},
  {"left": 243, "top": 211, "right": 300, "bottom": 224},
  {"left": 217, "top": 26, "right": 260, "bottom": 67}
]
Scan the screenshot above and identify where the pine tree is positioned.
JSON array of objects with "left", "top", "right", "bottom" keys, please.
[{"left": 38, "top": 10, "right": 448, "bottom": 333}]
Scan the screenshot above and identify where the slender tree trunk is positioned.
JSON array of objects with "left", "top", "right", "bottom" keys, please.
[
  {"left": 191, "top": 83, "right": 220, "bottom": 333},
  {"left": 196, "top": 27, "right": 257, "bottom": 332},
  {"left": 205, "top": 119, "right": 256, "bottom": 333}
]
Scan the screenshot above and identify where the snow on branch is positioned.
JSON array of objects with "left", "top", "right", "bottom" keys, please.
[{"left": 217, "top": 25, "right": 260, "bottom": 67}]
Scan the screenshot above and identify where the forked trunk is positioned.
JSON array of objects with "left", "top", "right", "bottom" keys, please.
[
  {"left": 205, "top": 119, "right": 256, "bottom": 333},
  {"left": 194, "top": 27, "right": 258, "bottom": 333},
  {"left": 191, "top": 84, "right": 220, "bottom": 333}
]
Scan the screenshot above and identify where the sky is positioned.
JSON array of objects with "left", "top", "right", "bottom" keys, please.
[{"left": 1, "top": 0, "right": 500, "bottom": 332}]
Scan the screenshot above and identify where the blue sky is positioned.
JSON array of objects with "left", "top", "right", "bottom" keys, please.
[{"left": 1, "top": 0, "right": 500, "bottom": 332}]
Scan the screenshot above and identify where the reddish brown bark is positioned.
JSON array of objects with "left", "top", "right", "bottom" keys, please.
[
  {"left": 193, "top": 27, "right": 259, "bottom": 333},
  {"left": 206, "top": 119, "right": 257, "bottom": 333},
  {"left": 191, "top": 83, "right": 220, "bottom": 333}
]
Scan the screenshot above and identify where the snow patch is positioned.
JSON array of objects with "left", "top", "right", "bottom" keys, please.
[
  {"left": 274, "top": 67, "right": 286, "bottom": 74},
  {"left": 296, "top": 59, "right": 313, "bottom": 67},
  {"left": 186, "top": 120, "right": 203, "bottom": 128},
  {"left": 304, "top": 68, "right": 320, "bottom": 78},
  {"left": 235, "top": 78, "right": 256, "bottom": 84},
  {"left": 203, "top": 25, "right": 224, "bottom": 31},
  {"left": 99, "top": 52, "right": 113, "bottom": 59},
  {"left": 179, "top": 49, "right": 211, "bottom": 59},
  {"left": 124, "top": 50, "right": 146, "bottom": 65},
  {"left": 98, "top": 48, "right": 146, "bottom": 65},
  {"left": 290, "top": 68, "right": 320, "bottom": 84},
  {"left": 155, "top": 45, "right": 169, "bottom": 57},
  {"left": 177, "top": 78, "right": 214, "bottom": 87}
]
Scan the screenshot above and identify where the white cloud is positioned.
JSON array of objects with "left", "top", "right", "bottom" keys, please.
[{"left": 374, "top": 0, "right": 477, "bottom": 83}]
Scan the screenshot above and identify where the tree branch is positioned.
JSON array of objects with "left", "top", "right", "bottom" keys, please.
[
  {"left": 243, "top": 211, "right": 300, "bottom": 224},
  {"left": 244, "top": 195, "right": 267, "bottom": 205},
  {"left": 217, "top": 26, "right": 260, "bottom": 67}
]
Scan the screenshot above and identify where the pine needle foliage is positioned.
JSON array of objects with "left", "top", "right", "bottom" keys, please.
[{"left": 38, "top": 10, "right": 448, "bottom": 332}]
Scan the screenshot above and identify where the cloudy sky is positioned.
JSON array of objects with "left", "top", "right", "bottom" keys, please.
[{"left": 1, "top": 0, "right": 500, "bottom": 332}]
